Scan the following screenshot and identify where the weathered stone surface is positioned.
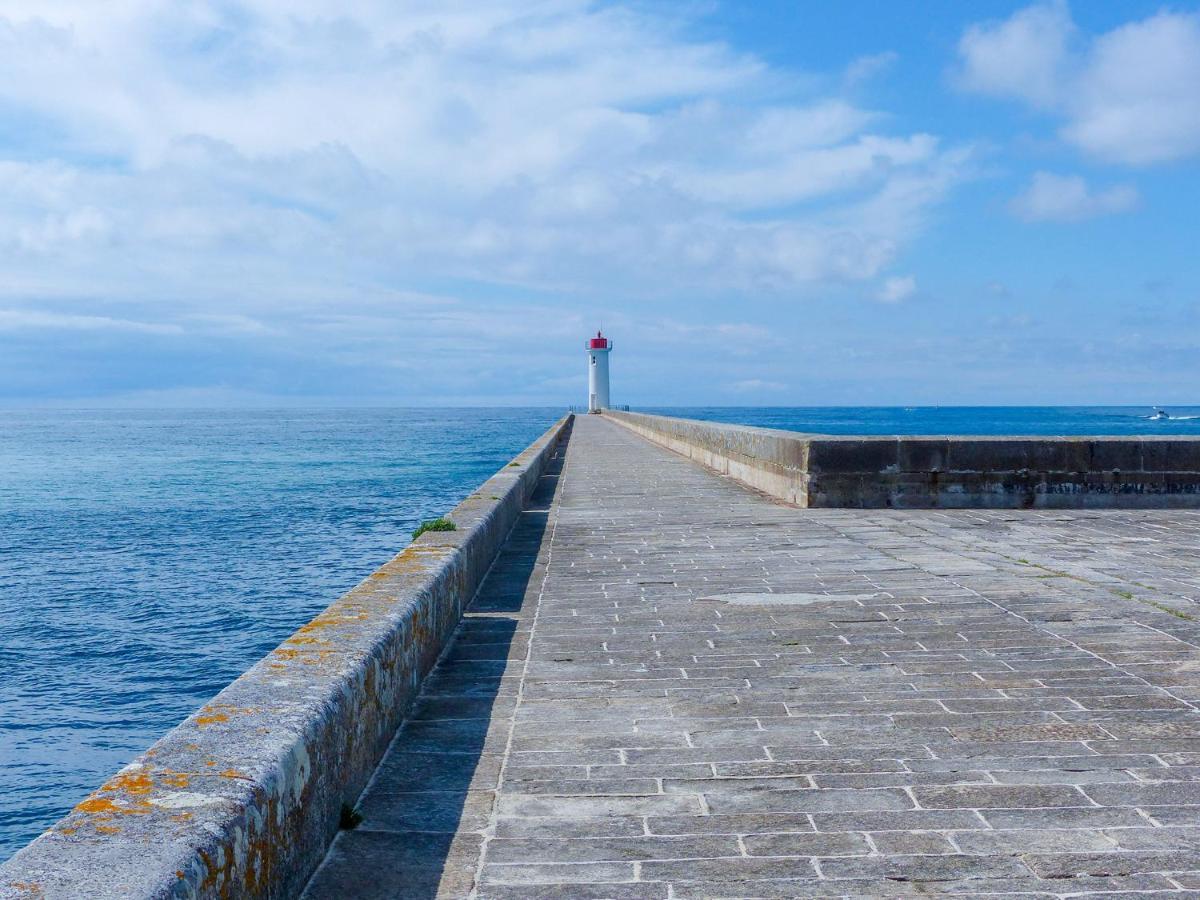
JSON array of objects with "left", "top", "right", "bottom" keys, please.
[{"left": 299, "top": 415, "right": 1200, "bottom": 897}]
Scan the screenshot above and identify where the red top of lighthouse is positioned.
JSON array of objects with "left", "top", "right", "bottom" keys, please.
[{"left": 587, "top": 330, "right": 609, "bottom": 350}]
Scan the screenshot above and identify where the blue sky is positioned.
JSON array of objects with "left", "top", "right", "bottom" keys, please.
[{"left": 1, "top": 0, "right": 1198, "bottom": 407}]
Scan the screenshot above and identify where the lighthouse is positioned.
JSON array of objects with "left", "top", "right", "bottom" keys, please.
[{"left": 586, "top": 330, "right": 612, "bottom": 413}]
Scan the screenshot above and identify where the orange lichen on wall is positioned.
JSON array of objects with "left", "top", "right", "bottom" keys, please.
[
  {"left": 108, "top": 772, "right": 154, "bottom": 795},
  {"left": 270, "top": 646, "right": 339, "bottom": 666},
  {"left": 72, "top": 768, "right": 165, "bottom": 824},
  {"left": 195, "top": 816, "right": 276, "bottom": 900},
  {"left": 284, "top": 634, "right": 322, "bottom": 646},
  {"left": 277, "top": 609, "right": 372, "bottom": 655},
  {"left": 76, "top": 797, "right": 125, "bottom": 815},
  {"left": 194, "top": 704, "right": 256, "bottom": 727},
  {"left": 197, "top": 849, "right": 219, "bottom": 892},
  {"left": 66, "top": 762, "right": 206, "bottom": 837}
]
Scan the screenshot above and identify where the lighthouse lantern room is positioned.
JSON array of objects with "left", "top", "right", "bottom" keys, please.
[{"left": 586, "top": 331, "right": 612, "bottom": 413}]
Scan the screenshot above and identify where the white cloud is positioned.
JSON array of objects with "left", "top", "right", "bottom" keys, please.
[
  {"left": 1009, "top": 172, "right": 1138, "bottom": 222},
  {"left": 0, "top": 1, "right": 980, "bottom": 403},
  {"left": 956, "top": 1, "right": 1075, "bottom": 109},
  {"left": 956, "top": 4, "right": 1200, "bottom": 165},
  {"left": 1067, "top": 13, "right": 1200, "bottom": 165},
  {"left": 0, "top": 2, "right": 969, "bottom": 304},
  {"left": 674, "top": 132, "right": 941, "bottom": 210},
  {"left": 877, "top": 275, "right": 916, "bottom": 303},
  {"left": 0, "top": 309, "right": 182, "bottom": 334}
]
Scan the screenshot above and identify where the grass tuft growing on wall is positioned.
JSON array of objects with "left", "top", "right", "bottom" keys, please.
[{"left": 412, "top": 518, "right": 457, "bottom": 540}]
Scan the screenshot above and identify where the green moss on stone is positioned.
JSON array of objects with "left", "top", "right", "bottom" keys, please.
[{"left": 412, "top": 518, "right": 457, "bottom": 540}]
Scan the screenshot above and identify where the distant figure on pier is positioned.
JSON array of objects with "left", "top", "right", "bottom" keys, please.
[{"left": 586, "top": 330, "right": 612, "bottom": 413}]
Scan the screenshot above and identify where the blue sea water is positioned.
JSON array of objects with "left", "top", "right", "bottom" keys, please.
[
  {"left": 642, "top": 406, "right": 1200, "bottom": 436},
  {"left": 0, "top": 408, "right": 558, "bottom": 862},
  {"left": 2, "top": 404, "right": 1198, "bottom": 863}
]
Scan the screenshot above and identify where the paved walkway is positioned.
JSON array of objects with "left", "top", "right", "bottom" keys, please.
[{"left": 304, "top": 415, "right": 1200, "bottom": 899}]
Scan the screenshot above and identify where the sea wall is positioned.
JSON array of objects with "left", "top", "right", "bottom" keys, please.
[
  {"left": 0, "top": 415, "right": 573, "bottom": 900},
  {"left": 604, "top": 410, "right": 811, "bottom": 504},
  {"left": 603, "top": 410, "right": 1200, "bottom": 509}
]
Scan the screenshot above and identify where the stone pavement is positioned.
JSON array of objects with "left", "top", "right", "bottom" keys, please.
[{"left": 303, "top": 415, "right": 1200, "bottom": 899}]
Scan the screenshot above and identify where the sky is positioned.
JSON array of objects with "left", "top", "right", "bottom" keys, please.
[{"left": 1, "top": 0, "right": 1198, "bottom": 407}]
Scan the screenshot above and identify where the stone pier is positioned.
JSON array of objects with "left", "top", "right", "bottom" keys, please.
[{"left": 302, "top": 415, "right": 1200, "bottom": 898}]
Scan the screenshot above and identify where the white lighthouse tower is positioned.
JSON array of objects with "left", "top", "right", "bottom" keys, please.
[{"left": 586, "top": 330, "right": 612, "bottom": 413}]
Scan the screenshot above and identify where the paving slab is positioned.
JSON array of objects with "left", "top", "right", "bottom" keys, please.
[{"left": 302, "top": 415, "right": 1200, "bottom": 898}]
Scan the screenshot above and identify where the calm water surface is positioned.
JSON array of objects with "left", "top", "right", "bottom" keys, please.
[
  {"left": 643, "top": 406, "right": 1200, "bottom": 435},
  {"left": 0, "top": 408, "right": 557, "bottom": 861}
]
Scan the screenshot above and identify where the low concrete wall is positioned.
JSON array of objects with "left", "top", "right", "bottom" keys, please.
[
  {"left": 0, "top": 415, "right": 573, "bottom": 900},
  {"left": 604, "top": 410, "right": 1200, "bottom": 509},
  {"left": 604, "top": 410, "right": 811, "bottom": 504}
]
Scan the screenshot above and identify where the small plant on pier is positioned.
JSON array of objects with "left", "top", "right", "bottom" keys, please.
[{"left": 412, "top": 517, "right": 457, "bottom": 540}]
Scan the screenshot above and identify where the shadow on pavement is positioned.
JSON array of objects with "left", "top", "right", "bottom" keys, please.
[{"left": 300, "top": 427, "right": 569, "bottom": 900}]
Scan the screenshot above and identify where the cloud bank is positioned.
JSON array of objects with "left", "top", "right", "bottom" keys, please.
[
  {"left": 0, "top": 0, "right": 978, "bottom": 402},
  {"left": 0, "top": 2, "right": 965, "bottom": 298},
  {"left": 1009, "top": 172, "right": 1138, "bottom": 222},
  {"left": 956, "top": 2, "right": 1200, "bottom": 165}
]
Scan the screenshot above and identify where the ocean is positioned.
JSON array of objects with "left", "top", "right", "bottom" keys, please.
[
  {"left": 643, "top": 406, "right": 1200, "bottom": 435},
  {"left": 0, "top": 408, "right": 558, "bottom": 861},
  {"left": 2, "top": 404, "right": 1198, "bottom": 861}
]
